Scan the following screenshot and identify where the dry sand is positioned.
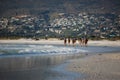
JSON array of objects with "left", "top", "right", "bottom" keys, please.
[
  {"left": 88, "top": 40, "right": 120, "bottom": 47},
  {"left": 0, "top": 38, "right": 63, "bottom": 45},
  {"left": 66, "top": 53, "right": 120, "bottom": 80},
  {"left": 0, "top": 39, "right": 120, "bottom": 46}
]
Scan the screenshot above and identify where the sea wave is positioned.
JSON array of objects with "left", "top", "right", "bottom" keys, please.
[
  {"left": 0, "top": 44, "right": 88, "bottom": 55},
  {"left": 18, "top": 45, "right": 88, "bottom": 54}
]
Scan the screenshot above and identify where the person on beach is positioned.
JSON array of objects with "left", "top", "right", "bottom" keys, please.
[
  {"left": 72, "top": 38, "right": 76, "bottom": 46},
  {"left": 81, "top": 38, "right": 84, "bottom": 46},
  {"left": 64, "top": 38, "right": 67, "bottom": 46},
  {"left": 78, "top": 38, "right": 82, "bottom": 46},
  {"left": 84, "top": 38, "right": 88, "bottom": 47},
  {"left": 68, "top": 37, "right": 71, "bottom": 45}
]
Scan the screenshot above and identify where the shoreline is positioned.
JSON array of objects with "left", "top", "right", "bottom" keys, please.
[{"left": 0, "top": 39, "right": 120, "bottom": 47}]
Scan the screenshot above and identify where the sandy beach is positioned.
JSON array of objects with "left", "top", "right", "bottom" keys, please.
[
  {"left": 0, "top": 39, "right": 63, "bottom": 45},
  {"left": 61, "top": 39, "right": 120, "bottom": 80},
  {"left": 66, "top": 52, "right": 120, "bottom": 80},
  {"left": 0, "top": 39, "right": 120, "bottom": 46},
  {"left": 0, "top": 39, "right": 120, "bottom": 80}
]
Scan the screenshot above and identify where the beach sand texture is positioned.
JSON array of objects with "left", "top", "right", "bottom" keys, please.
[{"left": 66, "top": 53, "right": 120, "bottom": 80}]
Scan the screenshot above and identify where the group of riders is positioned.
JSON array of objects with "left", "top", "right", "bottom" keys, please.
[{"left": 64, "top": 37, "right": 88, "bottom": 47}]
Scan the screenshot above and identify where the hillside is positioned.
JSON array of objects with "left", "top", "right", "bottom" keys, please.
[
  {"left": 0, "top": 0, "right": 120, "bottom": 17},
  {"left": 0, "top": 0, "right": 120, "bottom": 39}
]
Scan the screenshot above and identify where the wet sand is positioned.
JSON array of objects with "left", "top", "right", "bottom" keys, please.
[
  {"left": 1, "top": 52, "right": 120, "bottom": 80},
  {"left": 0, "top": 53, "right": 85, "bottom": 80},
  {"left": 66, "top": 52, "right": 120, "bottom": 80}
]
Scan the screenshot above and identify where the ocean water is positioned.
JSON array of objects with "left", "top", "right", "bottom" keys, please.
[
  {"left": 0, "top": 44, "right": 120, "bottom": 80},
  {"left": 0, "top": 44, "right": 120, "bottom": 56},
  {"left": 0, "top": 44, "right": 88, "bottom": 56}
]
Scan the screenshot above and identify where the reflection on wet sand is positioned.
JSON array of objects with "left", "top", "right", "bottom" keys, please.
[
  {"left": 0, "top": 54, "right": 83, "bottom": 71},
  {"left": 0, "top": 53, "right": 84, "bottom": 80}
]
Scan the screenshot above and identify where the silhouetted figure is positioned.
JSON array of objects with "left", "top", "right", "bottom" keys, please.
[
  {"left": 64, "top": 38, "right": 67, "bottom": 46},
  {"left": 72, "top": 38, "right": 76, "bottom": 46},
  {"left": 68, "top": 37, "right": 71, "bottom": 45},
  {"left": 75, "top": 38, "right": 77, "bottom": 45},
  {"left": 84, "top": 38, "right": 88, "bottom": 47}
]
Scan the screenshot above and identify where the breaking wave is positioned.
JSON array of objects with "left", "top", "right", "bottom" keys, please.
[{"left": 0, "top": 44, "right": 88, "bottom": 55}]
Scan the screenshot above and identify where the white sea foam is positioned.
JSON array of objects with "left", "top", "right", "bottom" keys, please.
[
  {"left": 0, "top": 44, "right": 89, "bottom": 55},
  {"left": 17, "top": 45, "right": 88, "bottom": 54},
  {"left": 0, "top": 44, "right": 120, "bottom": 55}
]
